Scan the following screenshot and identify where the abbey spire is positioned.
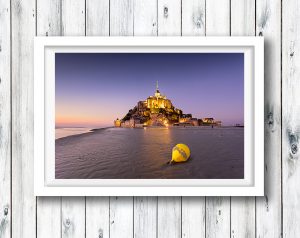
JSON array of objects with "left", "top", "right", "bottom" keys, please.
[{"left": 154, "top": 81, "right": 164, "bottom": 98}]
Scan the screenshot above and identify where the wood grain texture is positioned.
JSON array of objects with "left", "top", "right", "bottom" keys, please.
[
  {"left": 157, "top": 197, "right": 181, "bottom": 238},
  {"left": 230, "top": 1, "right": 256, "bottom": 237},
  {"left": 134, "top": 197, "right": 157, "bottom": 238},
  {"left": 256, "top": 0, "right": 282, "bottom": 237},
  {"left": 85, "top": 1, "right": 110, "bottom": 238},
  {"left": 205, "top": 1, "right": 231, "bottom": 237},
  {"left": 36, "top": 0, "right": 61, "bottom": 36},
  {"left": 133, "top": 2, "right": 158, "bottom": 237},
  {"left": 230, "top": 197, "right": 255, "bottom": 238},
  {"left": 37, "top": 197, "right": 61, "bottom": 238},
  {"left": 231, "top": 0, "right": 255, "bottom": 36},
  {"left": 60, "top": 1, "right": 86, "bottom": 238},
  {"left": 181, "top": 2, "right": 206, "bottom": 237},
  {"left": 182, "top": 0, "right": 205, "bottom": 36},
  {"left": 282, "top": 0, "right": 300, "bottom": 237},
  {"left": 206, "top": 0, "right": 230, "bottom": 36},
  {"left": 62, "top": 0, "right": 85, "bottom": 36},
  {"left": 110, "top": 0, "right": 133, "bottom": 36},
  {"left": 206, "top": 197, "right": 230, "bottom": 238},
  {"left": 11, "top": 0, "right": 36, "bottom": 237},
  {"left": 0, "top": 0, "right": 10, "bottom": 238},
  {"left": 86, "top": 0, "right": 109, "bottom": 36},
  {"left": 157, "top": 0, "right": 181, "bottom": 36},
  {"left": 156, "top": 2, "right": 182, "bottom": 237},
  {"left": 133, "top": 0, "right": 157, "bottom": 36},
  {"left": 110, "top": 197, "right": 133, "bottom": 238},
  {"left": 182, "top": 197, "right": 205, "bottom": 238},
  {"left": 86, "top": 197, "right": 110, "bottom": 238},
  {"left": 109, "top": 2, "right": 134, "bottom": 237},
  {"left": 62, "top": 197, "right": 85, "bottom": 238},
  {"left": 36, "top": 1, "right": 62, "bottom": 237}
]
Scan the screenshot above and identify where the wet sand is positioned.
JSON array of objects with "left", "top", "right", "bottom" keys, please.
[
  {"left": 55, "top": 127, "right": 93, "bottom": 139},
  {"left": 55, "top": 127, "right": 244, "bottom": 179}
]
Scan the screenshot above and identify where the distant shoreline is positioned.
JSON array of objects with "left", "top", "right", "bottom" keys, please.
[
  {"left": 90, "top": 127, "right": 114, "bottom": 132},
  {"left": 114, "top": 125, "right": 244, "bottom": 129},
  {"left": 55, "top": 127, "right": 113, "bottom": 140},
  {"left": 55, "top": 125, "right": 243, "bottom": 140}
]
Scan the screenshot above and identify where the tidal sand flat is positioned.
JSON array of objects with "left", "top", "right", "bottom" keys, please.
[
  {"left": 55, "top": 127, "right": 244, "bottom": 179},
  {"left": 55, "top": 127, "right": 93, "bottom": 139}
]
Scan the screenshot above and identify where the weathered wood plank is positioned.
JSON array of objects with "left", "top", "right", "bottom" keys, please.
[
  {"left": 133, "top": 2, "right": 158, "bottom": 237},
  {"left": 37, "top": 197, "right": 61, "bottom": 238},
  {"left": 157, "top": 197, "right": 181, "bottom": 238},
  {"left": 11, "top": 0, "right": 36, "bottom": 237},
  {"left": 36, "top": 1, "right": 62, "bottom": 237},
  {"left": 206, "top": 198, "right": 230, "bottom": 238},
  {"left": 206, "top": 0, "right": 230, "bottom": 36},
  {"left": 86, "top": 197, "right": 109, "bottom": 238},
  {"left": 182, "top": 197, "right": 205, "bottom": 238},
  {"left": 205, "top": 1, "right": 231, "bottom": 237},
  {"left": 62, "top": 197, "right": 85, "bottom": 238},
  {"left": 157, "top": 1, "right": 182, "bottom": 237},
  {"left": 230, "top": 1, "right": 256, "bottom": 237},
  {"left": 62, "top": 0, "right": 85, "bottom": 36},
  {"left": 85, "top": 1, "right": 110, "bottom": 238},
  {"left": 231, "top": 197, "right": 255, "bottom": 238},
  {"left": 157, "top": 0, "right": 181, "bottom": 36},
  {"left": 256, "top": 0, "right": 282, "bottom": 237},
  {"left": 110, "top": 0, "right": 133, "bottom": 36},
  {"left": 282, "top": 0, "right": 300, "bottom": 237},
  {"left": 182, "top": 0, "right": 205, "bottom": 36},
  {"left": 110, "top": 197, "right": 133, "bottom": 238},
  {"left": 36, "top": 0, "right": 61, "bottom": 36},
  {"left": 86, "top": 0, "right": 109, "bottom": 36},
  {"left": 181, "top": 1, "right": 206, "bottom": 237},
  {"left": 0, "top": 0, "right": 11, "bottom": 238},
  {"left": 109, "top": 2, "right": 134, "bottom": 237},
  {"left": 60, "top": 1, "right": 86, "bottom": 238},
  {"left": 134, "top": 197, "right": 157, "bottom": 238},
  {"left": 231, "top": 0, "right": 255, "bottom": 36},
  {"left": 134, "top": 0, "right": 157, "bottom": 36}
]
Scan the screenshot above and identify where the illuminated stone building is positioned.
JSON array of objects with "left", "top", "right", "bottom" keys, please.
[
  {"left": 202, "top": 118, "right": 214, "bottom": 124},
  {"left": 146, "top": 81, "right": 173, "bottom": 113},
  {"left": 114, "top": 118, "right": 121, "bottom": 127},
  {"left": 179, "top": 114, "right": 192, "bottom": 123},
  {"left": 114, "top": 81, "right": 221, "bottom": 127}
]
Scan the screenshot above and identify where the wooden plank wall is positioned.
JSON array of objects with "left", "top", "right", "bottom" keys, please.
[{"left": 1, "top": 0, "right": 296, "bottom": 237}]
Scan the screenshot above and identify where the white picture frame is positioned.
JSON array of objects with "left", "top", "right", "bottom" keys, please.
[{"left": 34, "top": 36, "right": 264, "bottom": 196}]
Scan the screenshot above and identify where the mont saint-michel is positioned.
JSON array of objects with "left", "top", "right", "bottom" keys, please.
[
  {"left": 114, "top": 82, "right": 222, "bottom": 128},
  {"left": 55, "top": 52, "right": 244, "bottom": 179}
]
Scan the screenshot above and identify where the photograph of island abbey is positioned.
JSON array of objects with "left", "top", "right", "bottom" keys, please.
[
  {"left": 55, "top": 53, "right": 244, "bottom": 179},
  {"left": 113, "top": 80, "right": 222, "bottom": 128}
]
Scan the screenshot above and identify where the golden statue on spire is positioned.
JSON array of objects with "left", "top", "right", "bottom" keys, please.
[{"left": 154, "top": 80, "right": 162, "bottom": 98}]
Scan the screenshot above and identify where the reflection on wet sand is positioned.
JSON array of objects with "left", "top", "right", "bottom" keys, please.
[{"left": 55, "top": 127, "right": 244, "bottom": 179}]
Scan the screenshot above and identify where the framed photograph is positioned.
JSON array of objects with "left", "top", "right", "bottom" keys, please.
[{"left": 34, "top": 37, "right": 264, "bottom": 196}]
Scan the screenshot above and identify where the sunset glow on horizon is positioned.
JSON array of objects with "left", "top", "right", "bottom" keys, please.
[{"left": 56, "top": 53, "right": 244, "bottom": 128}]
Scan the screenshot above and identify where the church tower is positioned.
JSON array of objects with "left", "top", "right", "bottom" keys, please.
[{"left": 155, "top": 80, "right": 161, "bottom": 98}]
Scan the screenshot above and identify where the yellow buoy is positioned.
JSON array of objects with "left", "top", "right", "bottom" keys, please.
[{"left": 170, "top": 143, "right": 190, "bottom": 164}]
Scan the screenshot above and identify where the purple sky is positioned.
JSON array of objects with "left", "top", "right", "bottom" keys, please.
[{"left": 56, "top": 53, "right": 244, "bottom": 127}]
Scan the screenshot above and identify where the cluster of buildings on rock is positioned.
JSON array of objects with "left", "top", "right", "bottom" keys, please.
[{"left": 114, "top": 82, "right": 222, "bottom": 128}]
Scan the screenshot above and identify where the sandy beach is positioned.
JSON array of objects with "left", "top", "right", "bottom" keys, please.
[
  {"left": 55, "top": 127, "right": 94, "bottom": 139},
  {"left": 55, "top": 127, "right": 244, "bottom": 179}
]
